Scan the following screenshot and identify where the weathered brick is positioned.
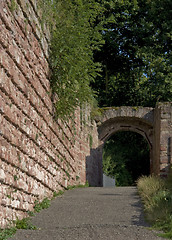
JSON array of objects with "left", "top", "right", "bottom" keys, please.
[{"left": 0, "top": 0, "right": 100, "bottom": 228}]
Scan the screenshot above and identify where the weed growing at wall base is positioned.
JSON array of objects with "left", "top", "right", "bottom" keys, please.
[
  {"left": 15, "top": 218, "right": 37, "bottom": 230},
  {"left": 0, "top": 218, "right": 36, "bottom": 240},
  {"left": 0, "top": 184, "right": 89, "bottom": 239},
  {"left": 53, "top": 190, "right": 64, "bottom": 198},
  {"left": 0, "top": 227, "right": 16, "bottom": 240},
  {"left": 66, "top": 181, "right": 90, "bottom": 190},
  {"left": 34, "top": 197, "right": 51, "bottom": 213}
]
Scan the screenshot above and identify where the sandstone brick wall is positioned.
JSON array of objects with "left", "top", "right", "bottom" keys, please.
[
  {"left": 153, "top": 104, "right": 161, "bottom": 175},
  {"left": 0, "top": 0, "right": 97, "bottom": 228},
  {"left": 158, "top": 102, "right": 172, "bottom": 176}
]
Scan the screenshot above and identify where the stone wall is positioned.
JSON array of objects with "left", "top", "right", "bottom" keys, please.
[
  {"left": 158, "top": 102, "right": 172, "bottom": 176},
  {"left": 0, "top": 0, "right": 97, "bottom": 228}
]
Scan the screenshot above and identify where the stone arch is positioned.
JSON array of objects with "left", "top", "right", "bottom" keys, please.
[
  {"left": 97, "top": 112, "right": 154, "bottom": 186},
  {"left": 101, "top": 117, "right": 153, "bottom": 176},
  {"left": 98, "top": 116, "right": 153, "bottom": 148},
  {"left": 86, "top": 103, "right": 172, "bottom": 187},
  {"left": 98, "top": 117, "right": 153, "bottom": 168}
]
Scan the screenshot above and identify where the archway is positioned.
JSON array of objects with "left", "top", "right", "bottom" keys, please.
[
  {"left": 103, "top": 130, "right": 150, "bottom": 186},
  {"left": 98, "top": 116, "right": 154, "bottom": 185},
  {"left": 86, "top": 107, "right": 154, "bottom": 187},
  {"left": 86, "top": 104, "right": 172, "bottom": 187}
]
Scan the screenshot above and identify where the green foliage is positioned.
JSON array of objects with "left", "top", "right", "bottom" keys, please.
[
  {"left": 15, "top": 218, "right": 37, "bottom": 230},
  {"left": 137, "top": 175, "right": 165, "bottom": 196},
  {"left": 27, "top": 211, "right": 35, "bottom": 217},
  {"left": 92, "top": 0, "right": 172, "bottom": 108},
  {"left": 77, "top": 181, "right": 90, "bottom": 188},
  {"left": 34, "top": 198, "right": 51, "bottom": 213},
  {"left": 9, "top": 0, "right": 17, "bottom": 12},
  {"left": 67, "top": 182, "right": 90, "bottom": 190},
  {"left": 137, "top": 175, "right": 166, "bottom": 209},
  {"left": 53, "top": 190, "right": 64, "bottom": 198},
  {"left": 66, "top": 185, "right": 76, "bottom": 190},
  {"left": 103, "top": 149, "right": 132, "bottom": 186},
  {"left": 65, "top": 170, "right": 70, "bottom": 179},
  {"left": 89, "top": 134, "right": 93, "bottom": 148},
  {"left": 36, "top": 0, "right": 171, "bottom": 116},
  {"left": 137, "top": 175, "right": 172, "bottom": 238},
  {"left": 76, "top": 175, "right": 80, "bottom": 181},
  {"left": 0, "top": 218, "right": 36, "bottom": 239},
  {"left": 158, "top": 230, "right": 172, "bottom": 239},
  {"left": 35, "top": 133, "right": 39, "bottom": 141},
  {"left": 103, "top": 131, "right": 150, "bottom": 186},
  {"left": 38, "top": 0, "right": 104, "bottom": 119},
  {"left": 13, "top": 175, "right": 18, "bottom": 181},
  {"left": 0, "top": 227, "right": 16, "bottom": 240}
]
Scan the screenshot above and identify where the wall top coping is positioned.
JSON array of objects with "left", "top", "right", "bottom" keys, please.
[{"left": 95, "top": 106, "right": 154, "bottom": 126}]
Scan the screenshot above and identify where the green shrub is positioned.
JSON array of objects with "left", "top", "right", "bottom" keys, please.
[
  {"left": 137, "top": 175, "right": 165, "bottom": 203},
  {"left": 165, "top": 167, "right": 172, "bottom": 192},
  {"left": 137, "top": 175, "right": 172, "bottom": 239},
  {"left": 146, "top": 191, "right": 172, "bottom": 223}
]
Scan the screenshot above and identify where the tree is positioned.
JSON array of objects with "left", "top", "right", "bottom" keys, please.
[
  {"left": 103, "top": 131, "right": 150, "bottom": 186},
  {"left": 92, "top": 0, "right": 172, "bottom": 108}
]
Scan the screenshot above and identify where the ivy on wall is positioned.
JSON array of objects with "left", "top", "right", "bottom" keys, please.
[{"left": 38, "top": 0, "right": 104, "bottom": 119}]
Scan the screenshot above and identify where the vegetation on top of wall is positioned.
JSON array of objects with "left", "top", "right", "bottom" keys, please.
[
  {"left": 37, "top": 0, "right": 172, "bottom": 119},
  {"left": 38, "top": 0, "right": 104, "bottom": 120}
]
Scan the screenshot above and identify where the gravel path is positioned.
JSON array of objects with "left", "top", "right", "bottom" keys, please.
[{"left": 9, "top": 187, "right": 164, "bottom": 240}]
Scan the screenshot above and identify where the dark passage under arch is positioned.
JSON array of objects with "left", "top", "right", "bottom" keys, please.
[{"left": 103, "top": 131, "right": 150, "bottom": 186}]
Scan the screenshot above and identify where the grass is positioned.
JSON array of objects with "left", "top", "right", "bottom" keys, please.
[
  {"left": 53, "top": 190, "right": 64, "bottom": 198},
  {"left": 0, "top": 227, "right": 16, "bottom": 240},
  {"left": 137, "top": 174, "right": 172, "bottom": 238},
  {"left": 66, "top": 181, "right": 89, "bottom": 190},
  {"left": 34, "top": 197, "right": 51, "bottom": 213},
  {"left": 15, "top": 218, "right": 37, "bottom": 230}
]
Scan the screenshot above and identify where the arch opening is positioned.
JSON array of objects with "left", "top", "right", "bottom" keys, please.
[{"left": 103, "top": 131, "right": 150, "bottom": 186}]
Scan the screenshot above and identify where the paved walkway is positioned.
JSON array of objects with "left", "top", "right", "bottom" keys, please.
[{"left": 10, "top": 187, "right": 164, "bottom": 240}]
